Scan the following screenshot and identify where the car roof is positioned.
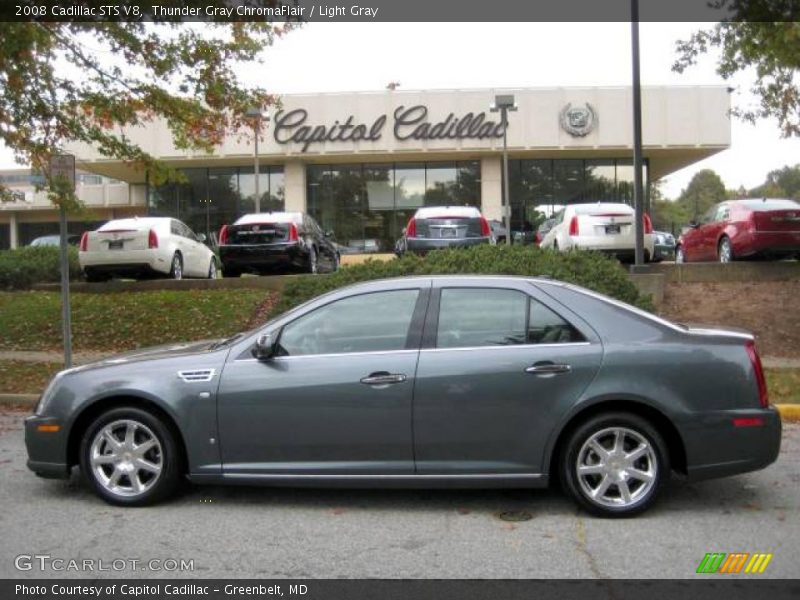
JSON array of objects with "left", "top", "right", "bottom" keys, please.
[
  {"left": 414, "top": 206, "right": 482, "bottom": 219},
  {"left": 235, "top": 212, "right": 303, "bottom": 225}
]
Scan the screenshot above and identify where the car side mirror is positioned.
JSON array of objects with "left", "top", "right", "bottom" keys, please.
[
  {"left": 689, "top": 221, "right": 699, "bottom": 229},
  {"left": 196, "top": 233, "right": 207, "bottom": 243},
  {"left": 253, "top": 333, "right": 277, "bottom": 361}
]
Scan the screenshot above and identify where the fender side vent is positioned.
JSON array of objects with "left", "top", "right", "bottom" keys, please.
[{"left": 177, "top": 369, "right": 216, "bottom": 383}]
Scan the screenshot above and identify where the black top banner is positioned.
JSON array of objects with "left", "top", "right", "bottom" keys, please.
[{"left": 1, "top": 0, "right": 799, "bottom": 22}]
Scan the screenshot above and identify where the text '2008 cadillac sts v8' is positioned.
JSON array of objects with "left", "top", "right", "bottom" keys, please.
[{"left": 25, "top": 276, "right": 780, "bottom": 517}]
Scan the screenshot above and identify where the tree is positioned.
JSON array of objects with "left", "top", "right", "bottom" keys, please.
[
  {"left": 0, "top": 17, "right": 297, "bottom": 206},
  {"left": 673, "top": 7, "right": 800, "bottom": 137},
  {"left": 749, "top": 163, "right": 800, "bottom": 198},
  {"left": 678, "top": 169, "right": 727, "bottom": 221}
]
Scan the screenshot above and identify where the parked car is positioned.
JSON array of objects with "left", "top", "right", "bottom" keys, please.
[
  {"left": 676, "top": 198, "right": 800, "bottom": 263},
  {"left": 540, "top": 203, "right": 655, "bottom": 262},
  {"left": 26, "top": 275, "right": 780, "bottom": 516},
  {"left": 218, "top": 212, "right": 339, "bottom": 276},
  {"left": 79, "top": 217, "right": 217, "bottom": 282},
  {"left": 652, "top": 231, "right": 676, "bottom": 262},
  {"left": 396, "top": 206, "right": 492, "bottom": 255},
  {"left": 29, "top": 234, "right": 81, "bottom": 247},
  {"left": 489, "top": 219, "right": 508, "bottom": 244},
  {"left": 535, "top": 218, "right": 556, "bottom": 246}
]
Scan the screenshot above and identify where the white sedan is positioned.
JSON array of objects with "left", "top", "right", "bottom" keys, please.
[
  {"left": 540, "top": 203, "right": 655, "bottom": 262},
  {"left": 79, "top": 217, "right": 218, "bottom": 282}
]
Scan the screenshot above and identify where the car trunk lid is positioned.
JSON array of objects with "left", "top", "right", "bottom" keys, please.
[
  {"left": 226, "top": 222, "right": 294, "bottom": 245},
  {"left": 751, "top": 209, "right": 800, "bottom": 232},
  {"left": 415, "top": 216, "right": 483, "bottom": 239}
]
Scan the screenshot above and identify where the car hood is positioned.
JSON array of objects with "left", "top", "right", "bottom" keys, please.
[{"left": 69, "top": 339, "right": 225, "bottom": 373}]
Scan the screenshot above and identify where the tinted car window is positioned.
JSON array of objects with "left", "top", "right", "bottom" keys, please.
[
  {"left": 528, "top": 299, "right": 585, "bottom": 344},
  {"left": 279, "top": 290, "right": 420, "bottom": 356},
  {"left": 437, "top": 288, "right": 527, "bottom": 348}
]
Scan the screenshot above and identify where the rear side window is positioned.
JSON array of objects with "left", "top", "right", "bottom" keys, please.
[
  {"left": 278, "top": 290, "right": 420, "bottom": 356},
  {"left": 436, "top": 288, "right": 584, "bottom": 349}
]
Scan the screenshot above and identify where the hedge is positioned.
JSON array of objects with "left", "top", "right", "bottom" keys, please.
[
  {"left": 0, "top": 246, "right": 82, "bottom": 290},
  {"left": 276, "top": 245, "right": 653, "bottom": 313}
]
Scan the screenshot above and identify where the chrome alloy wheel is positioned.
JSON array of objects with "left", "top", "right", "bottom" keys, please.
[
  {"left": 171, "top": 254, "right": 183, "bottom": 279},
  {"left": 575, "top": 427, "right": 657, "bottom": 509},
  {"left": 89, "top": 419, "right": 163, "bottom": 498},
  {"left": 718, "top": 238, "right": 732, "bottom": 263}
]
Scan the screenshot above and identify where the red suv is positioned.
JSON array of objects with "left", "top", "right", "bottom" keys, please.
[{"left": 676, "top": 198, "right": 800, "bottom": 263}]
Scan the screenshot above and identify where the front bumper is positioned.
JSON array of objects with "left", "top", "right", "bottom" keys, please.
[
  {"left": 24, "top": 415, "right": 70, "bottom": 479},
  {"left": 405, "top": 236, "right": 490, "bottom": 254},
  {"left": 682, "top": 407, "right": 782, "bottom": 482},
  {"left": 653, "top": 244, "right": 675, "bottom": 261}
]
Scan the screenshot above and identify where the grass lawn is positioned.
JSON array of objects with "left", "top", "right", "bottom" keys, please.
[
  {"left": 765, "top": 368, "right": 800, "bottom": 405},
  {"left": 0, "top": 361, "right": 61, "bottom": 395},
  {"left": 0, "top": 290, "right": 274, "bottom": 352}
]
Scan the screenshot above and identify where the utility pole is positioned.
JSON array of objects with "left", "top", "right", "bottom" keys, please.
[{"left": 631, "top": 0, "right": 646, "bottom": 266}]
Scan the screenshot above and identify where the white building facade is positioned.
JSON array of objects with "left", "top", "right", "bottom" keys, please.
[{"left": 1, "top": 86, "right": 730, "bottom": 251}]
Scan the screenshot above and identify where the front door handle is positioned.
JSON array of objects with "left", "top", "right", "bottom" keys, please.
[
  {"left": 360, "top": 372, "right": 407, "bottom": 386},
  {"left": 525, "top": 363, "right": 571, "bottom": 376}
]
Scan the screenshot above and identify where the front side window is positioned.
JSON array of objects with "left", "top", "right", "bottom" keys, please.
[
  {"left": 278, "top": 290, "right": 420, "bottom": 356},
  {"left": 436, "top": 288, "right": 585, "bottom": 349}
]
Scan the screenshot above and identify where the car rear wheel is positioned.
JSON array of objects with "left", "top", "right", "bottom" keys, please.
[
  {"left": 170, "top": 253, "right": 183, "bottom": 280},
  {"left": 560, "top": 412, "right": 669, "bottom": 517},
  {"left": 718, "top": 237, "right": 733, "bottom": 263},
  {"left": 84, "top": 269, "right": 111, "bottom": 283},
  {"left": 79, "top": 407, "right": 182, "bottom": 506},
  {"left": 675, "top": 246, "right": 685, "bottom": 263}
]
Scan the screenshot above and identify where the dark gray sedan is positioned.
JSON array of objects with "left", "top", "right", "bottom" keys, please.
[{"left": 25, "top": 276, "right": 780, "bottom": 517}]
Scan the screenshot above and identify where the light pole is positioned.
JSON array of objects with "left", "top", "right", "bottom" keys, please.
[
  {"left": 245, "top": 106, "right": 270, "bottom": 213},
  {"left": 490, "top": 94, "right": 517, "bottom": 245},
  {"left": 630, "top": 0, "right": 646, "bottom": 266}
]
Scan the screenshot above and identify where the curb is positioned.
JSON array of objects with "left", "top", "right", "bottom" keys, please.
[{"left": 777, "top": 404, "right": 800, "bottom": 423}]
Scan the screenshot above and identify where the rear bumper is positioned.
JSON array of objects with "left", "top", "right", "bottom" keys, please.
[
  {"left": 682, "top": 407, "right": 782, "bottom": 482},
  {"left": 25, "top": 415, "right": 70, "bottom": 480},
  {"left": 566, "top": 234, "right": 655, "bottom": 254},
  {"left": 220, "top": 242, "right": 308, "bottom": 272},
  {"left": 79, "top": 249, "right": 170, "bottom": 275},
  {"left": 405, "top": 237, "right": 490, "bottom": 254},
  {"left": 733, "top": 231, "right": 800, "bottom": 257}
]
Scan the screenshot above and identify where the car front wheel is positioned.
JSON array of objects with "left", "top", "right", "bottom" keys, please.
[
  {"left": 170, "top": 253, "right": 183, "bottom": 280},
  {"left": 560, "top": 412, "right": 669, "bottom": 517},
  {"left": 208, "top": 259, "right": 218, "bottom": 279},
  {"left": 308, "top": 247, "right": 318, "bottom": 274},
  {"left": 79, "top": 407, "right": 183, "bottom": 506},
  {"left": 718, "top": 237, "right": 733, "bottom": 263}
]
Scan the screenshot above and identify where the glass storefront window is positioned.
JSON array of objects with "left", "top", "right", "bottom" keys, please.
[{"left": 395, "top": 164, "right": 426, "bottom": 210}]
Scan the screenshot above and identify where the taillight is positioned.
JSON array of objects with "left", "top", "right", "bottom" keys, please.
[
  {"left": 288, "top": 223, "right": 299, "bottom": 242},
  {"left": 148, "top": 229, "right": 158, "bottom": 249},
  {"left": 79, "top": 232, "right": 88, "bottom": 252},
  {"left": 568, "top": 216, "right": 579, "bottom": 236},
  {"left": 218, "top": 224, "right": 228, "bottom": 245},
  {"left": 643, "top": 213, "right": 653, "bottom": 234},
  {"left": 479, "top": 216, "right": 491, "bottom": 237},
  {"left": 406, "top": 218, "right": 417, "bottom": 237},
  {"left": 745, "top": 339, "right": 769, "bottom": 408}
]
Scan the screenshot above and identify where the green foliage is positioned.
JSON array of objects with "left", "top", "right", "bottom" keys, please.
[
  {"left": 277, "top": 245, "right": 653, "bottom": 314},
  {"left": 0, "top": 19, "right": 297, "bottom": 203},
  {"left": 674, "top": 19, "right": 800, "bottom": 137},
  {"left": 0, "top": 246, "right": 82, "bottom": 290},
  {"left": 750, "top": 163, "right": 800, "bottom": 200},
  {"left": 0, "top": 289, "right": 271, "bottom": 352},
  {"left": 653, "top": 169, "right": 727, "bottom": 232}
]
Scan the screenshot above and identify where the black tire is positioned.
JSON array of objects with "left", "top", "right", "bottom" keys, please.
[
  {"left": 79, "top": 407, "right": 183, "bottom": 507},
  {"left": 331, "top": 252, "right": 340, "bottom": 273},
  {"left": 169, "top": 253, "right": 183, "bottom": 280},
  {"left": 718, "top": 236, "right": 733, "bottom": 263},
  {"left": 560, "top": 412, "right": 669, "bottom": 518},
  {"left": 308, "top": 247, "right": 318, "bottom": 274},
  {"left": 207, "top": 259, "right": 218, "bottom": 280},
  {"left": 84, "top": 269, "right": 110, "bottom": 283},
  {"left": 223, "top": 267, "right": 241, "bottom": 278}
]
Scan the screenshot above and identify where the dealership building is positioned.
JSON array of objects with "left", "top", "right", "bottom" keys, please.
[{"left": 0, "top": 86, "right": 731, "bottom": 251}]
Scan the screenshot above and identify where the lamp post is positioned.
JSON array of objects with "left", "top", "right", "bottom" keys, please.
[
  {"left": 245, "top": 106, "right": 270, "bottom": 213},
  {"left": 490, "top": 94, "right": 517, "bottom": 245},
  {"left": 630, "top": 0, "right": 646, "bottom": 266}
]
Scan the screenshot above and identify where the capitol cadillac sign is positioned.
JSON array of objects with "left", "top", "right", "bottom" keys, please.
[{"left": 272, "top": 102, "right": 598, "bottom": 152}]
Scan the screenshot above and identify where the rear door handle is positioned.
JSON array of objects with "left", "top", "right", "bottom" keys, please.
[
  {"left": 525, "top": 363, "right": 571, "bottom": 375},
  {"left": 360, "top": 372, "right": 407, "bottom": 386}
]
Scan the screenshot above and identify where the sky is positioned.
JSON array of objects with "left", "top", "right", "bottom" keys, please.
[{"left": 2, "top": 22, "right": 798, "bottom": 199}]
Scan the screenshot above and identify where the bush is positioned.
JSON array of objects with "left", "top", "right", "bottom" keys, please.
[
  {"left": 276, "top": 245, "right": 653, "bottom": 313},
  {"left": 0, "top": 246, "right": 82, "bottom": 290}
]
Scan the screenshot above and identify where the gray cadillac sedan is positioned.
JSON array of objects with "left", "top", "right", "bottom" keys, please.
[{"left": 25, "top": 276, "right": 781, "bottom": 517}]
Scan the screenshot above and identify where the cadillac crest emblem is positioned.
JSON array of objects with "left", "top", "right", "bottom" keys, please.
[{"left": 560, "top": 103, "right": 597, "bottom": 137}]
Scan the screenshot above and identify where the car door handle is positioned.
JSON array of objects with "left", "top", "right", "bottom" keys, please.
[
  {"left": 360, "top": 372, "right": 407, "bottom": 385},
  {"left": 525, "top": 363, "right": 571, "bottom": 375}
]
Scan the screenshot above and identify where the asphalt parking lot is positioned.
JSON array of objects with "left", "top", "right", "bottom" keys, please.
[{"left": 1, "top": 410, "right": 798, "bottom": 579}]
